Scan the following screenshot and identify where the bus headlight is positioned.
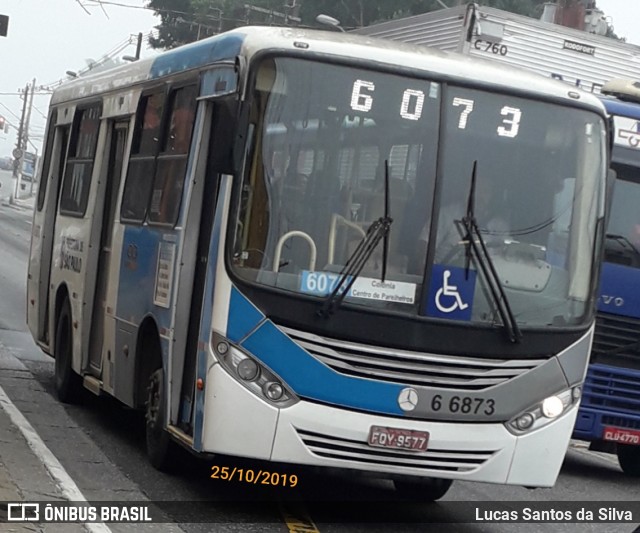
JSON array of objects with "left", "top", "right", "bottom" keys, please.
[
  {"left": 541, "top": 395, "right": 564, "bottom": 419},
  {"left": 506, "top": 386, "right": 580, "bottom": 435},
  {"left": 264, "top": 382, "right": 284, "bottom": 401},
  {"left": 237, "top": 359, "right": 260, "bottom": 381},
  {"left": 212, "top": 332, "right": 298, "bottom": 407}
]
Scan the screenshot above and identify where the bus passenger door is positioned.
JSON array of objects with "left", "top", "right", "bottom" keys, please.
[
  {"left": 27, "top": 122, "right": 70, "bottom": 347},
  {"left": 179, "top": 147, "right": 221, "bottom": 433},
  {"left": 170, "top": 87, "right": 238, "bottom": 434},
  {"left": 88, "top": 121, "right": 128, "bottom": 372}
]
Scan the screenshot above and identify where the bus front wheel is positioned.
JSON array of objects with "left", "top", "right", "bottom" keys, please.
[
  {"left": 393, "top": 477, "right": 453, "bottom": 502},
  {"left": 54, "top": 299, "right": 82, "bottom": 404},
  {"left": 617, "top": 445, "right": 640, "bottom": 476},
  {"left": 145, "top": 368, "right": 174, "bottom": 471}
]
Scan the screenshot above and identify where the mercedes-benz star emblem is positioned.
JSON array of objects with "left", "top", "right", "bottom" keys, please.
[{"left": 398, "top": 387, "right": 419, "bottom": 412}]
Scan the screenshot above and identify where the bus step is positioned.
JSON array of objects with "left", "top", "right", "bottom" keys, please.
[
  {"left": 167, "top": 425, "right": 194, "bottom": 448},
  {"left": 83, "top": 375, "right": 103, "bottom": 396}
]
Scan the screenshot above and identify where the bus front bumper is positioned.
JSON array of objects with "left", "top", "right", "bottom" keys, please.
[{"left": 201, "top": 364, "right": 577, "bottom": 487}]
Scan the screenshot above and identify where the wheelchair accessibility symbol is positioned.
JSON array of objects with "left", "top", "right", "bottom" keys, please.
[
  {"left": 435, "top": 270, "right": 469, "bottom": 313},
  {"left": 426, "top": 264, "right": 475, "bottom": 320}
]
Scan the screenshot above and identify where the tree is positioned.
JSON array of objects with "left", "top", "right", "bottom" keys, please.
[
  {"left": 148, "top": 0, "right": 301, "bottom": 49},
  {"left": 147, "top": 0, "right": 619, "bottom": 49}
]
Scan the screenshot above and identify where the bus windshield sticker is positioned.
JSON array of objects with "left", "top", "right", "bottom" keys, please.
[
  {"left": 425, "top": 265, "right": 476, "bottom": 321},
  {"left": 613, "top": 116, "right": 640, "bottom": 149},
  {"left": 428, "top": 82, "right": 439, "bottom": 99},
  {"left": 301, "top": 271, "right": 416, "bottom": 305},
  {"left": 153, "top": 242, "right": 176, "bottom": 308}
]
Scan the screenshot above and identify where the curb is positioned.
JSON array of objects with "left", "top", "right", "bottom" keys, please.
[{"left": 1, "top": 200, "right": 35, "bottom": 212}]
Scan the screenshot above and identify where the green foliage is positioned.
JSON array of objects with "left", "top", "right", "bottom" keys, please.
[{"left": 148, "top": 0, "right": 301, "bottom": 48}]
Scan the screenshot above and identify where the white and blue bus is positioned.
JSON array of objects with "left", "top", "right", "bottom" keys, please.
[
  {"left": 573, "top": 80, "right": 640, "bottom": 476},
  {"left": 27, "top": 27, "right": 609, "bottom": 500}
]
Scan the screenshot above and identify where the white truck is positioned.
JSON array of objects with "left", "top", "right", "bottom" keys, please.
[{"left": 353, "top": 2, "right": 640, "bottom": 94}]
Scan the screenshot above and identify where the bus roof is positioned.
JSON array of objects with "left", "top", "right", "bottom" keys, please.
[{"left": 51, "top": 26, "right": 605, "bottom": 115}]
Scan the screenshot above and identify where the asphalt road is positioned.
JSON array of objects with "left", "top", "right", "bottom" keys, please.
[{"left": 0, "top": 200, "right": 638, "bottom": 533}]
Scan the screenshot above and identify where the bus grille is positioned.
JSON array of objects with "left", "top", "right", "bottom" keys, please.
[
  {"left": 592, "top": 313, "right": 640, "bottom": 371},
  {"left": 296, "top": 429, "right": 496, "bottom": 473},
  {"left": 281, "top": 327, "right": 544, "bottom": 391},
  {"left": 581, "top": 364, "right": 640, "bottom": 415},
  {"left": 601, "top": 415, "right": 640, "bottom": 431}
]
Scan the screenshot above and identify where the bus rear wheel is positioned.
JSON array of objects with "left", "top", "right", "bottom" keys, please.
[
  {"left": 617, "top": 445, "right": 640, "bottom": 476},
  {"left": 393, "top": 477, "right": 453, "bottom": 502},
  {"left": 145, "top": 368, "right": 175, "bottom": 471},
  {"left": 54, "top": 299, "right": 82, "bottom": 404}
]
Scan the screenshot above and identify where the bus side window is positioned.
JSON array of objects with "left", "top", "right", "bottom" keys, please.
[
  {"left": 120, "top": 91, "right": 166, "bottom": 224},
  {"left": 59, "top": 105, "right": 101, "bottom": 217},
  {"left": 148, "top": 84, "right": 198, "bottom": 226}
]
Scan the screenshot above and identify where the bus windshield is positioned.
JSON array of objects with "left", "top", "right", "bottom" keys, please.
[
  {"left": 232, "top": 56, "right": 606, "bottom": 329},
  {"left": 605, "top": 163, "right": 640, "bottom": 269}
]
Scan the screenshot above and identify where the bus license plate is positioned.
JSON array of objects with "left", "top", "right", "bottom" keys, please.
[
  {"left": 368, "top": 426, "right": 429, "bottom": 452},
  {"left": 603, "top": 426, "right": 640, "bottom": 445}
]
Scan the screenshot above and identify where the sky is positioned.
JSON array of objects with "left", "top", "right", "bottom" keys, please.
[
  {"left": 0, "top": 0, "right": 638, "bottom": 159},
  {"left": 0, "top": 1, "right": 159, "bottom": 158}
]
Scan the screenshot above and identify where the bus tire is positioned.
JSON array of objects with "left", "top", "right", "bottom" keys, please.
[
  {"left": 617, "top": 445, "right": 640, "bottom": 477},
  {"left": 145, "top": 367, "right": 174, "bottom": 471},
  {"left": 54, "top": 298, "right": 82, "bottom": 404},
  {"left": 393, "top": 477, "right": 453, "bottom": 502}
]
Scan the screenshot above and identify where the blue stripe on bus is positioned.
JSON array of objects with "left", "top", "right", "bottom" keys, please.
[
  {"left": 227, "top": 287, "right": 265, "bottom": 343},
  {"left": 117, "top": 226, "right": 173, "bottom": 327},
  {"left": 150, "top": 33, "right": 245, "bottom": 80},
  {"left": 193, "top": 177, "right": 231, "bottom": 450},
  {"left": 240, "top": 321, "right": 405, "bottom": 416}
]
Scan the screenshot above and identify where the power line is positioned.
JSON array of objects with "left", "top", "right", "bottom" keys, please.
[
  {"left": 83, "top": 0, "right": 191, "bottom": 18},
  {"left": 40, "top": 34, "right": 143, "bottom": 90},
  {"left": 0, "top": 92, "right": 50, "bottom": 96},
  {"left": 31, "top": 105, "right": 49, "bottom": 120},
  {"left": 0, "top": 102, "right": 21, "bottom": 122}
]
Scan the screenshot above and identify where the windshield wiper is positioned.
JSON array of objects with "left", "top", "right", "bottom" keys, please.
[
  {"left": 318, "top": 160, "right": 393, "bottom": 318},
  {"left": 604, "top": 233, "right": 640, "bottom": 268},
  {"left": 460, "top": 161, "right": 522, "bottom": 344},
  {"left": 605, "top": 233, "right": 640, "bottom": 256}
]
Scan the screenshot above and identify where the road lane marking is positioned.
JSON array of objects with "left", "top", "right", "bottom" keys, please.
[
  {"left": 280, "top": 503, "right": 321, "bottom": 533},
  {"left": 0, "top": 383, "right": 112, "bottom": 533}
]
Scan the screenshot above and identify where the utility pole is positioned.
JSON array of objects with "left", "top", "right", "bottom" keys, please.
[
  {"left": 10, "top": 83, "right": 29, "bottom": 204},
  {"left": 134, "top": 32, "right": 142, "bottom": 60},
  {"left": 10, "top": 79, "right": 35, "bottom": 202},
  {"left": 22, "top": 78, "right": 36, "bottom": 198}
]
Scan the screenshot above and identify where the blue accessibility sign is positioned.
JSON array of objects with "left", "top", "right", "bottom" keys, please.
[{"left": 425, "top": 264, "right": 476, "bottom": 321}]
